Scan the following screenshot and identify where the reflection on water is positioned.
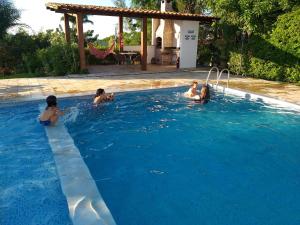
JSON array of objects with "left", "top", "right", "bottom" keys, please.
[{"left": 64, "top": 87, "right": 300, "bottom": 225}]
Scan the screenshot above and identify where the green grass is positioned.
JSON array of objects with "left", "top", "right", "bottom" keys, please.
[{"left": 0, "top": 73, "right": 60, "bottom": 79}]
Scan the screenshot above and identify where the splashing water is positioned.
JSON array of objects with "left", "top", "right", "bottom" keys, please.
[
  {"left": 63, "top": 106, "right": 79, "bottom": 123},
  {"left": 38, "top": 104, "right": 80, "bottom": 124}
]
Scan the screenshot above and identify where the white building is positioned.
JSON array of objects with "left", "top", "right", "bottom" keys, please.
[{"left": 151, "top": 0, "right": 200, "bottom": 68}]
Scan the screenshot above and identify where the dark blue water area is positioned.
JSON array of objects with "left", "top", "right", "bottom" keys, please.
[
  {"left": 64, "top": 87, "right": 300, "bottom": 225},
  {"left": 0, "top": 101, "right": 71, "bottom": 225}
]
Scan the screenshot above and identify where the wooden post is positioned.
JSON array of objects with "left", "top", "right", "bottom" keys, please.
[
  {"left": 64, "top": 13, "right": 70, "bottom": 44},
  {"left": 141, "top": 17, "right": 147, "bottom": 71},
  {"left": 119, "top": 16, "right": 123, "bottom": 52},
  {"left": 76, "top": 13, "right": 86, "bottom": 70}
]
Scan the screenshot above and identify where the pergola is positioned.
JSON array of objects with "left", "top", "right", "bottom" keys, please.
[{"left": 46, "top": 3, "right": 219, "bottom": 71}]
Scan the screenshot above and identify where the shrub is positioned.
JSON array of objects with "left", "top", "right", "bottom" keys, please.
[
  {"left": 284, "top": 65, "right": 300, "bottom": 83},
  {"left": 270, "top": 8, "right": 300, "bottom": 59},
  {"left": 248, "top": 58, "right": 285, "bottom": 81},
  {"left": 22, "top": 53, "right": 43, "bottom": 74},
  {"left": 197, "top": 44, "right": 221, "bottom": 66},
  {"left": 0, "top": 67, "right": 13, "bottom": 75},
  {"left": 227, "top": 8, "right": 300, "bottom": 82},
  {"left": 0, "top": 29, "right": 51, "bottom": 74},
  {"left": 197, "top": 45, "right": 212, "bottom": 66},
  {"left": 37, "top": 42, "right": 80, "bottom": 76},
  {"left": 228, "top": 52, "right": 243, "bottom": 74}
]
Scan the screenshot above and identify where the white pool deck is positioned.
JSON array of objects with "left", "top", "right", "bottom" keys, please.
[{"left": 1, "top": 70, "right": 300, "bottom": 106}]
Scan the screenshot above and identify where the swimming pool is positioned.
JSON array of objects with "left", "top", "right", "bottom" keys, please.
[
  {"left": 64, "top": 87, "right": 300, "bottom": 225},
  {"left": 1, "top": 86, "right": 300, "bottom": 225},
  {"left": 0, "top": 101, "right": 71, "bottom": 225}
]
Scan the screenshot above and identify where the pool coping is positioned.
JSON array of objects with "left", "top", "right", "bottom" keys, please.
[
  {"left": 213, "top": 85, "right": 300, "bottom": 112},
  {"left": 41, "top": 105, "right": 117, "bottom": 225},
  {"left": 2, "top": 84, "right": 300, "bottom": 111}
]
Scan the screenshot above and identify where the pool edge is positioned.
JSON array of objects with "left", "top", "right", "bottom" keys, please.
[
  {"left": 41, "top": 106, "right": 117, "bottom": 225},
  {"left": 2, "top": 84, "right": 299, "bottom": 111},
  {"left": 212, "top": 85, "right": 300, "bottom": 112}
]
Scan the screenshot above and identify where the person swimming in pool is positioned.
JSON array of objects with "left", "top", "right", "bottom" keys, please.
[
  {"left": 93, "top": 88, "right": 114, "bottom": 105},
  {"left": 40, "top": 95, "right": 64, "bottom": 126},
  {"left": 184, "top": 81, "right": 199, "bottom": 98},
  {"left": 194, "top": 84, "right": 210, "bottom": 104}
]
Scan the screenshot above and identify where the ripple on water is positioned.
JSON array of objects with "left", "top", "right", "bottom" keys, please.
[{"left": 61, "top": 87, "right": 300, "bottom": 225}]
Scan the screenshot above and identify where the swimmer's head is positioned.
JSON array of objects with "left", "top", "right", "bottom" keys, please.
[
  {"left": 201, "top": 84, "right": 210, "bottom": 99},
  {"left": 191, "top": 81, "right": 198, "bottom": 88},
  {"left": 95, "top": 88, "right": 105, "bottom": 97},
  {"left": 46, "top": 95, "right": 57, "bottom": 109}
]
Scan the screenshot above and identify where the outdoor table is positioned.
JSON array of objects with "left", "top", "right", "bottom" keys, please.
[{"left": 120, "top": 52, "right": 138, "bottom": 64}]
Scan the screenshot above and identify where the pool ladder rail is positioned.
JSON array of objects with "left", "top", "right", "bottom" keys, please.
[{"left": 205, "top": 67, "right": 230, "bottom": 89}]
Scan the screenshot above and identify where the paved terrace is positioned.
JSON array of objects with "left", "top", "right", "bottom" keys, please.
[{"left": 0, "top": 69, "right": 299, "bottom": 105}]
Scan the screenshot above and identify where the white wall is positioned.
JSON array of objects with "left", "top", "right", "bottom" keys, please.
[
  {"left": 152, "top": 19, "right": 160, "bottom": 45},
  {"left": 123, "top": 45, "right": 156, "bottom": 64},
  {"left": 179, "top": 21, "right": 199, "bottom": 68},
  {"left": 173, "top": 21, "right": 181, "bottom": 48}
]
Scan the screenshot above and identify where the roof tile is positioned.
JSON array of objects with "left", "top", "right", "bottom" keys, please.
[{"left": 46, "top": 2, "right": 219, "bottom": 22}]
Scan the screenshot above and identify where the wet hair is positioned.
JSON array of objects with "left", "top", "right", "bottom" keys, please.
[
  {"left": 194, "top": 85, "right": 210, "bottom": 104},
  {"left": 201, "top": 84, "right": 210, "bottom": 100},
  {"left": 192, "top": 81, "right": 198, "bottom": 86},
  {"left": 95, "top": 88, "right": 105, "bottom": 98},
  {"left": 46, "top": 95, "right": 57, "bottom": 109}
]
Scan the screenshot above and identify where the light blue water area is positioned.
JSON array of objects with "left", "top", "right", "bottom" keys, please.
[
  {"left": 0, "top": 101, "right": 71, "bottom": 225},
  {"left": 65, "top": 87, "right": 300, "bottom": 225}
]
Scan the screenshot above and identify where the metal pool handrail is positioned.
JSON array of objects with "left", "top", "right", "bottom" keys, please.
[
  {"left": 216, "top": 69, "right": 230, "bottom": 88},
  {"left": 205, "top": 67, "right": 220, "bottom": 85}
]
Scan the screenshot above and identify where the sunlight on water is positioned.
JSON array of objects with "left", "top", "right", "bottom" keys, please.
[{"left": 63, "top": 87, "right": 300, "bottom": 225}]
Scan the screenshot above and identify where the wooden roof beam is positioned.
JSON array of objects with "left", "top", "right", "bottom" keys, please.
[{"left": 46, "top": 3, "right": 220, "bottom": 22}]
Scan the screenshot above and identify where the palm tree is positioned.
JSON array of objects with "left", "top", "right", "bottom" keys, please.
[
  {"left": 60, "top": 15, "right": 94, "bottom": 29},
  {"left": 0, "top": 0, "right": 21, "bottom": 39},
  {"left": 59, "top": 15, "right": 96, "bottom": 45}
]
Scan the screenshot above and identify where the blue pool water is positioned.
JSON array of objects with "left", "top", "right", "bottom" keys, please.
[
  {"left": 0, "top": 101, "right": 71, "bottom": 225},
  {"left": 63, "top": 87, "right": 300, "bottom": 225},
  {"left": 1, "top": 87, "right": 300, "bottom": 225}
]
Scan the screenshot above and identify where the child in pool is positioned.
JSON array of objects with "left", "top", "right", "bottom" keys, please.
[
  {"left": 195, "top": 84, "right": 210, "bottom": 104},
  {"left": 40, "top": 95, "right": 64, "bottom": 126},
  {"left": 185, "top": 81, "right": 199, "bottom": 98},
  {"left": 93, "top": 88, "right": 114, "bottom": 105}
]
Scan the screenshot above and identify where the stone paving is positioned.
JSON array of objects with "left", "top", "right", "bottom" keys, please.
[{"left": 0, "top": 70, "right": 299, "bottom": 105}]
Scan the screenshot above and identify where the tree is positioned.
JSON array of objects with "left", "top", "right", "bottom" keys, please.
[
  {"left": 113, "top": 0, "right": 127, "bottom": 8},
  {"left": 176, "top": 0, "right": 208, "bottom": 13},
  {"left": 129, "top": 0, "right": 208, "bottom": 13},
  {"left": 130, "top": 0, "right": 159, "bottom": 10},
  {"left": 113, "top": 0, "right": 135, "bottom": 31},
  {"left": 0, "top": 0, "right": 21, "bottom": 39},
  {"left": 59, "top": 15, "right": 97, "bottom": 45},
  {"left": 60, "top": 14, "right": 94, "bottom": 29},
  {"left": 113, "top": 0, "right": 148, "bottom": 43},
  {"left": 0, "top": 29, "right": 51, "bottom": 72},
  {"left": 207, "top": 0, "right": 299, "bottom": 33}
]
